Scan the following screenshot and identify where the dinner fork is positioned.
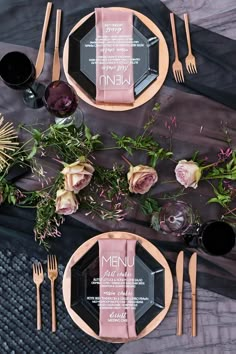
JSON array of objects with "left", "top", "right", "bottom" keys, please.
[
  {"left": 47, "top": 255, "right": 58, "bottom": 332},
  {"left": 184, "top": 14, "right": 197, "bottom": 74},
  {"left": 32, "top": 262, "right": 44, "bottom": 330},
  {"left": 170, "top": 13, "right": 184, "bottom": 83}
]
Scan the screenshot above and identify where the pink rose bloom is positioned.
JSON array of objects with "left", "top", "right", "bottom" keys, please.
[
  {"left": 55, "top": 189, "right": 79, "bottom": 215},
  {"left": 61, "top": 160, "right": 95, "bottom": 193},
  {"left": 175, "top": 160, "right": 201, "bottom": 189},
  {"left": 127, "top": 165, "right": 158, "bottom": 194}
]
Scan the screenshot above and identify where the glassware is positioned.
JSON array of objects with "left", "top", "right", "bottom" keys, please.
[
  {"left": 0, "top": 51, "right": 45, "bottom": 109},
  {"left": 152, "top": 200, "right": 194, "bottom": 236},
  {"left": 183, "top": 220, "right": 235, "bottom": 256},
  {"left": 43, "top": 80, "right": 84, "bottom": 127}
]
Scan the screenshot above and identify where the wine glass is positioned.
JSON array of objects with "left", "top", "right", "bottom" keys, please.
[
  {"left": 151, "top": 200, "right": 194, "bottom": 236},
  {"left": 0, "top": 51, "right": 45, "bottom": 109},
  {"left": 183, "top": 220, "right": 235, "bottom": 256},
  {"left": 43, "top": 80, "right": 84, "bottom": 127}
]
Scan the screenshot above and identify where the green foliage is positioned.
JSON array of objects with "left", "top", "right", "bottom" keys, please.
[
  {"left": 139, "top": 197, "right": 160, "bottom": 215},
  {"left": 111, "top": 132, "right": 172, "bottom": 167}
]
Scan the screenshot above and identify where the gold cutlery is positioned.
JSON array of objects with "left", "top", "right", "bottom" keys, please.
[
  {"left": 170, "top": 13, "right": 184, "bottom": 83},
  {"left": 32, "top": 262, "right": 44, "bottom": 330},
  {"left": 35, "top": 2, "right": 53, "bottom": 79},
  {"left": 189, "top": 252, "right": 197, "bottom": 336},
  {"left": 47, "top": 254, "right": 58, "bottom": 332},
  {"left": 184, "top": 14, "right": 197, "bottom": 74},
  {"left": 176, "top": 250, "right": 184, "bottom": 336},
  {"left": 52, "top": 9, "right": 62, "bottom": 82}
]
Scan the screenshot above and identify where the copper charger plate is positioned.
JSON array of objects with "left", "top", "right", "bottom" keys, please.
[
  {"left": 63, "top": 7, "right": 169, "bottom": 111},
  {"left": 62, "top": 231, "right": 173, "bottom": 343}
]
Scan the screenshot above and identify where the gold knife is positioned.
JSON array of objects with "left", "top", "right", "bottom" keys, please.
[
  {"left": 189, "top": 252, "right": 197, "bottom": 336},
  {"left": 52, "top": 9, "right": 62, "bottom": 82},
  {"left": 176, "top": 250, "right": 184, "bottom": 335},
  {"left": 35, "top": 2, "right": 52, "bottom": 79}
]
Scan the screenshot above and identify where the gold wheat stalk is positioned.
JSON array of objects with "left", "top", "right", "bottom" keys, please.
[{"left": 0, "top": 114, "right": 19, "bottom": 171}]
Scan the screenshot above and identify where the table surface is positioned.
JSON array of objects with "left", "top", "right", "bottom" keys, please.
[{"left": 0, "top": 0, "right": 236, "bottom": 353}]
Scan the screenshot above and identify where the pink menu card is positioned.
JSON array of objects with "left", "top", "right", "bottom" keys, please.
[
  {"left": 95, "top": 8, "right": 135, "bottom": 104},
  {"left": 98, "top": 239, "right": 137, "bottom": 339}
]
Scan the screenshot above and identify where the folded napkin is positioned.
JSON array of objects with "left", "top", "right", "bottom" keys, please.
[
  {"left": 95, "top": 8, "right": 134, "bottom": 104},
  {"left": 98, "top": 239, "right": 137, "bottom": 339}
]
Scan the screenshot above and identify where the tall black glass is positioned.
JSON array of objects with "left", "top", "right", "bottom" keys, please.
[
  {"left": 183, "top": 220, "right": 235, "bottom": 256},
  {"left": 0, "top": 51, "right": 45, "bottom": 109}
]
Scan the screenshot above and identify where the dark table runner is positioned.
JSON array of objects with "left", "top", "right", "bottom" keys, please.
[{"left": 1, "top": 0, "right": 236, "bottom": 353}]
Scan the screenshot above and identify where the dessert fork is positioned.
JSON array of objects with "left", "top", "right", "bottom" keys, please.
[
  {"left": 47, "top": 255, "right": 58, "bottom": 332},
  {"left": 184, "top": 13, "right": 197, "bottom": 74},
  {"left": 32, "top": 262, "right": 44, "bottom": 330},
  {"left": 170, "top": 13, "right": 184, "bottom": 83}
]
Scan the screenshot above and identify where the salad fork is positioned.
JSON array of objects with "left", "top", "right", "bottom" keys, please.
[
  {"left": 170, "top": 13, "right": 184, "bottom": 83},
  {"left": 184, "top": 13, "right": 197, "bottom": 74},
  {"left": 32, "top": 262, "right": 44, "bottom": 330},
  {"left": 47, "top": 255, "right": 58, "bottom": 332}
]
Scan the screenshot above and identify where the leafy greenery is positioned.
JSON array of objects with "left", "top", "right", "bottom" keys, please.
[
  {"left": 111, "top": 132, "right": 172, "bottom": 167},
  {"left": 139, "top": 197, "right": 160, "bottom": 215}
]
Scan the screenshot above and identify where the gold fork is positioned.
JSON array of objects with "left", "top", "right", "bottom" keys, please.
[
  {"left": 32, "top": 262, "right": 44, "bottom": 330},
  {"left": 170, "top": 13, "right": 184, "bottom": 83},
  {"left": 184, "top": 14, "right": 197, "bottom": 74},
  {"left": 47, "top": 255, "right": 58, "bottom": 332}
]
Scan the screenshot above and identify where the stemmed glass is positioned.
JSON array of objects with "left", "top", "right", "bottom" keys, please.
[
  {"left": 0, "top": 51, "right": 45, "bottom": 109},
  {"left": 152, "top": 200, "right": 194, "bottom": 236},
  {"left": 43, "top": 80, "right": 84, "bottom": 127},
  {"left": 152, "top": 200, "right": 235, "bottom": 256}
]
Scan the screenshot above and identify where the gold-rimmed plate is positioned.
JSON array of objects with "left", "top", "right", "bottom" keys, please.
[
  {"left": 63, "top": 7, "right": 169, "bottom": 111},
  {"left": 62, "top": 231, "right": 173, "bottom": 343}
]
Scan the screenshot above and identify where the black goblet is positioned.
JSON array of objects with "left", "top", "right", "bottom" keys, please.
[
  {"left": 0, "top": 51, "right": 45, "bottom": 109},
  {"left": 43, "top": 80, "right": 83, "bottom": 127},
  {"left": 183, "top": 220, "right": 235, "bottom": 256}
]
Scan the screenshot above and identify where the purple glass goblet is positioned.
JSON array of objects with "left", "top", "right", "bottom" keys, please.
[{"left": 43, "top": 80, "right": 83, "bottom": 126}]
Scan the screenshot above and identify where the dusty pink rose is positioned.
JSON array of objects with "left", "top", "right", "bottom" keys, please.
[
  {"left": 175, "top": 160, "right": 201, "bottom": 189},
  {"left": 61, "top": 160, "right": 94, "bottom": 193},
  {"left": 55, "top": 189, "right": 79, "bottom": 215},
  {"left": 127, "top": 165, "right": 158, "bottom": 194}
]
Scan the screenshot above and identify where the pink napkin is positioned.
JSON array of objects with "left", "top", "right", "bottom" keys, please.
[
  {"left": 95, "top": 8, "right": 135, "bottom": 104},
  {"left": 98, "top": 239, "right": 137, "bottom": 339}
]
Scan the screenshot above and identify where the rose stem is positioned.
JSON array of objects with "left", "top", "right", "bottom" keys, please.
[{"left": 121, "top": 155, "right": 132, "bottom": 166}]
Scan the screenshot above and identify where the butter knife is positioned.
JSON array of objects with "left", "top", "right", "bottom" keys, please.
[
  {"left": 176, "top": 250, "right": 184, "bottom": 335},
  {"left": 189, "top": 252, "right": 197, "bottom": 336},
  {"left": 52, "top": 9, "right": 62, "bottom": 82},
  {"left": 35, "top": 2, "right": 52, "bottom": 79}
]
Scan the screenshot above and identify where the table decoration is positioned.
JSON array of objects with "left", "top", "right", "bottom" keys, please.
[
  {"left": 62, "top": 231, "right": 173, "bottom": 342},
  {"left": 0, "top": 105, "right": 236, "bottom": 252},
  {"left": 63, "top": 7, "right": 169, "bottom": 111}
]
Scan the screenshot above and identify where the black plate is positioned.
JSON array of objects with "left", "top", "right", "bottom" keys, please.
[
  {"left": 70, "top": 241, "right": 165, "bottom": 336},
  {"left": 68, "top": 14, "right": 159, "bottom": 100}
]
